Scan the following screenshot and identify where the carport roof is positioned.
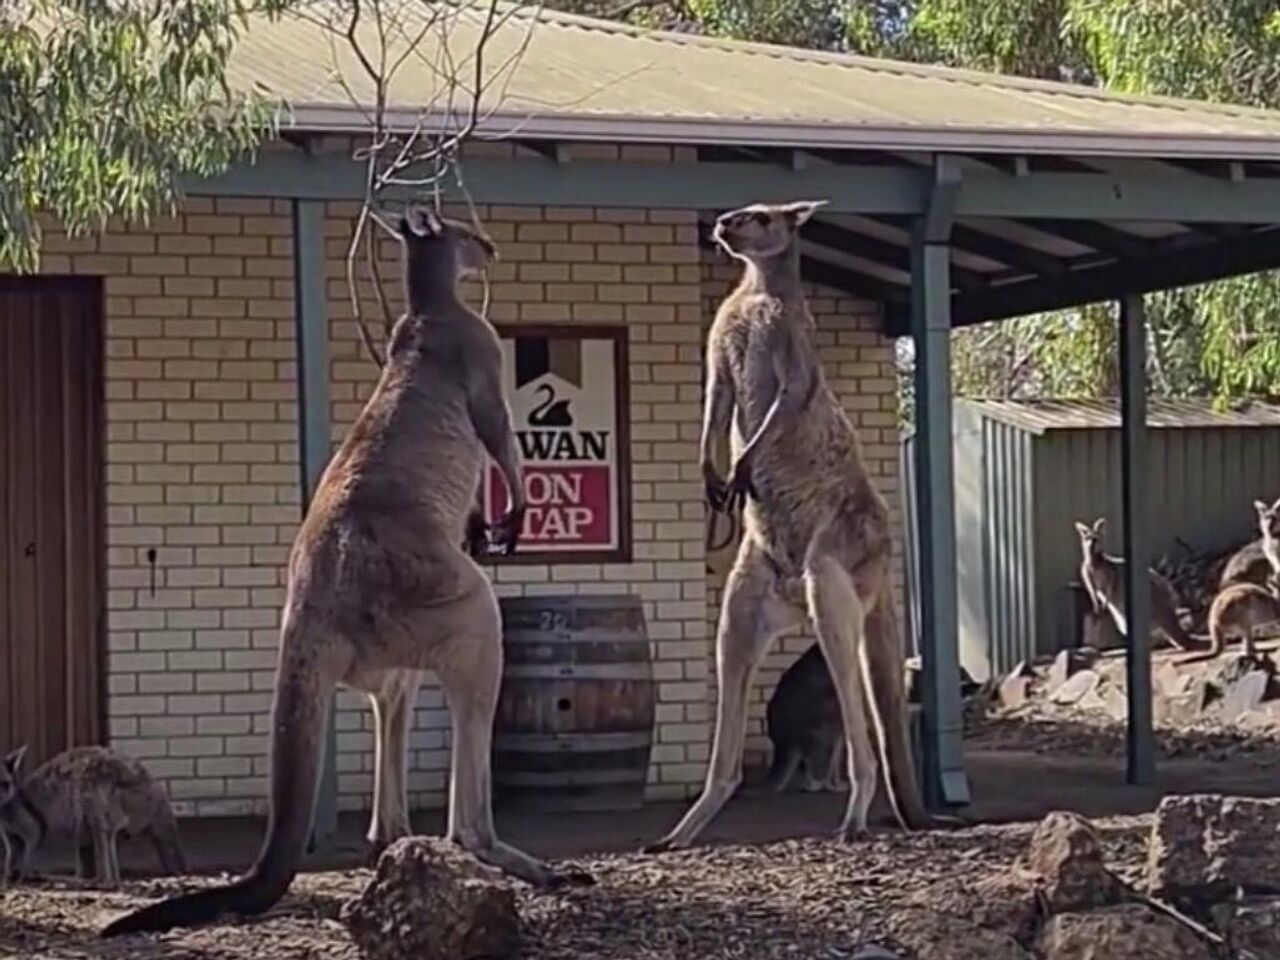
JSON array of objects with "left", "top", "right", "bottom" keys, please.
[{"left": 233, "top": 1, "right": 1280, "bottom": 159}]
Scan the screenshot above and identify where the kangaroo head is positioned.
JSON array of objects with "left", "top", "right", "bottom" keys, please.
[
  {"left": 1254, "top": 497, "right": 1280, "bottom": 540},
  {"left": 712, "top": 199, "right": 828, "bottom": 261},
  {"left": 1074, "top": 518, "right": 1106, "bottom": 559},
  {"left": 397, "top": 202, "right": 498, "bottom": 309},
  {"left": 0, "top": 746, "right": 27, "bottom": 803}
]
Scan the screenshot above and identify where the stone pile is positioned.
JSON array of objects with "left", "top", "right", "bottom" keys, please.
[{"left": 875, "top": 799, "right": 1280, "bottom": 960}]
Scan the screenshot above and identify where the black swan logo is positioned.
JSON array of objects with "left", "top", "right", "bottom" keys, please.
[{"left": 528, "top": 383, "right": 573, "bottom": 428}]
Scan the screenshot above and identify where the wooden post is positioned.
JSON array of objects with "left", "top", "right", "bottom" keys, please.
[
  {"left": 1119, "top": 291, "right": 1154, "bottom": 785},
  {"left": 908, "top": 156, "right": 971, "bottom": 809},
  {"left": 292, "top": 198, "right": 339, "bottom": 845}
]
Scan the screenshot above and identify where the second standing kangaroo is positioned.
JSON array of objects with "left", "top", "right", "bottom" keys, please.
[
  {"left": 1075, "top": 518, "right": 1196, "bottom": 651},
  {"left": 0, "top": 745, "right": 184, "bottom": 886}
]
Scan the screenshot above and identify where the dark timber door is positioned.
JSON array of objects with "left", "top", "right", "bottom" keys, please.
[{"left": 0, "top": 277, "right": 105, "bottom": 770}]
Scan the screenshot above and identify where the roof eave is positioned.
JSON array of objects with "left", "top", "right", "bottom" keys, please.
[{"left": 283, "top": 104, "right": 1280, "bottom": 162}]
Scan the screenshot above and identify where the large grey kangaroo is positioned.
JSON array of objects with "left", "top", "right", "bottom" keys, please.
[
  {"left": 102, "top": 206, "right": 590, "bottom": 937},
  {"left": 646, "top": 200, "right": 936, "bottom": 852}
]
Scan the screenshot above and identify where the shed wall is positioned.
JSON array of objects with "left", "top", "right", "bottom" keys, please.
[{"left": 952, "top": 398, "right": 1280, "bottom": 679}]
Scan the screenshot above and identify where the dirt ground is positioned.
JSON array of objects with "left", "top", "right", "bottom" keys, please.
[{"left": 3, "top": 715, "right": 1277, "bottom": 959}]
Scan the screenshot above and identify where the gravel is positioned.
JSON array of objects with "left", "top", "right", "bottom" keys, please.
[{"left": 0, "top": 819, "right": 1154, "bottom": 960}]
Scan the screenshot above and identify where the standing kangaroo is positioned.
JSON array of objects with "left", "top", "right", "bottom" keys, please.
[
  {"left": 646, "top": 200, "right": 935, "bottom": 852},
  {"left": 0, "top": 746, "right": 185, "bottom": 886},
  {"left": 1075, "top": 518, "right": 1195, "bottom": 651},
  {"left": 101, "top": 207, "right": 589, "bottom": 938}
]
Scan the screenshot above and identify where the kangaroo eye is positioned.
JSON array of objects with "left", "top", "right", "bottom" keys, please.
[{"left": 751, "top": 211, "right": 769, "bottom": 225}]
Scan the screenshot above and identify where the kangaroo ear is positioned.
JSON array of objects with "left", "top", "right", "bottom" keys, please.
[
  {"left": 782, "top": 199, "right": 828, "bottom": 227},
  {"left": 5, "top": 745, "right": 27, "bottom": 775},
  {"left": 1093, "top": 518, "right": 1106, "bottom": 534},
  {"left": 1074, "top": 521, "right": 1091, "bottom": 538},
  {"left": 1256, "top": 499, "right": 1269, "bottom": 517}
]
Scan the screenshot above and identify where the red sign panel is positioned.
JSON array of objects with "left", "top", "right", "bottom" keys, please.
[{"left": 486, "top": 465, "right": 611, "bottom": 547}]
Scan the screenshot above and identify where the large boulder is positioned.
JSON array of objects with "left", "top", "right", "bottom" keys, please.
[
  {"left": 1210, "top": 897, "right": 1280, "bottom": 957},
  {"left": 1038, "top": 904, "right": 1214, "bottom": 960},
  {"left": 885, "top": 908, "right": 1032, "bottom": 960},
  {"left": 341, "top": 837, "right": 520, "bottom": 960},
  {"left": 1023, "top": 811, "right": 1122, "bottom": 913},
  {"left": 1145, "top": 795, "right": 1280, "bottom": 902}
]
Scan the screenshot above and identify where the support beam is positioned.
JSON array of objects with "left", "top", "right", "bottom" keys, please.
[
  {"left": 1118, "top": 292, "right": 1154, "bottom": 786},
  {"left": 909, "top": 157, "right": 970, "bottom": 811},
  {"left": 873, "top": 216, "right": 1069, "bottom": 279},
  {"left": 802, "top": 219, "right": 989, "bottom": 292},
  {"left": 185, "top": 150, "right": 1280, "bottom": 223},
  {"left": 1023, "top": 219, "right": 1154, "bottom": 261},
  {"left": 292, "top": 198, "right": 339, "bottom": 846},
  {"left": 885, "top": 227, "right": 1280, "bottom": 331}
]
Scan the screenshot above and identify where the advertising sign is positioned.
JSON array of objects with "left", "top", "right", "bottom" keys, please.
[{"left": 484, "top": 325, "right": 631, "bottom": 562}]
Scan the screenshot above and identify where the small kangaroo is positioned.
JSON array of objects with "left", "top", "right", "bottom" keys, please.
[
  {"left": 766, "top": 643, "right": 846, "bottom": 793},
  {"left": 1179, "top": 579, "right": 1280, "bottom": 663},
  {"left": 101, "top": 206, "right": 587, "bottom": 938},
  {"left": 0, "top": 745, "right": 185, "bottom": 886},
  {"left": 646, "top": 200, "right": 936, "bottom": 853},
  {"left": 1074, "top": 518, "right": 1196, "bottom": 651}
]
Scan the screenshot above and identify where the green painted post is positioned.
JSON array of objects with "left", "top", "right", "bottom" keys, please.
[
  {"left": 908, "top": 156, "right": 971, "bottom": 809},
  {"left": 291, "top": 198, "right": 339, "bottom": 846},
  {"left": 1119, "top": 292, "right": 1155, "bottom": 785}
]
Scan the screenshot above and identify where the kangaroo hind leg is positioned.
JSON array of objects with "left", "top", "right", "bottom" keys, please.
[
  {"left": 433, "top": 584, "right": 588, "bottom": 889},
  {"left": 644, "top": 541, "right": 800, "bottom": 853},
  {"left": 803, "top": 550, "right": 879, "bottom": 841},
  {"left": 367, "top": 671, "right": 422, "bottom": 853}
]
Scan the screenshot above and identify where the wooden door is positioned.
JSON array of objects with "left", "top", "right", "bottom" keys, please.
[{"left": 0, "top": 276, "right": 105, "bottom": 770}]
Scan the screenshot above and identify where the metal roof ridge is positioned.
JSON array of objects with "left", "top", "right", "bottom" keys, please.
[{"left": 508, "top": 3, "right": 1280, "bottom": 122}]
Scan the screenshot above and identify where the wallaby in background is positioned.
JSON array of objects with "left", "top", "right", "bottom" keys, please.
[
  {"left": 1256, "top": 497, "right": 1280, "bottom": 574},
  {"left": 0, "top": 745, "right": 184, "bottom": 886},
  {"left": 766, "top": 643, "right": 846, "bottom": 793},
  {"left": 646, "top": 200, "right": 938, "bottom": 855},
  {"left": 101, "top": 206, "right": 589, "bottom": 939},
  {"left": 1075, "top": 518, "right": 1196, "bottom": 651},
  {"left": 1179, "top": 579, "right": 1280, "bottom": 664}
]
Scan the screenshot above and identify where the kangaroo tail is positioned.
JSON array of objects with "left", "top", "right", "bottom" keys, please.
[
  {"left": 101, "top": 642, "right": 335, "bottom": 937},
  {"left": 862, "top": 588, "right": 933, "bottom": 831}
]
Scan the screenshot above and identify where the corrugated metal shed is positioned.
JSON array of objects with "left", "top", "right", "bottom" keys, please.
[
  {"left": 905, "top": 398, "right": 1280, "bottom": 682},
  {"left": 226, "top": 2, "right": 1280, "bottom": 157}
]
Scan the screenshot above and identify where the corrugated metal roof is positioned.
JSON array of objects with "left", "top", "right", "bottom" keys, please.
[
  {"left": 960, "top": 398, "right": 1280, "bottom": 434},
  {"left": 229, "top": 2, "right": 1280, "bottom": 159}
]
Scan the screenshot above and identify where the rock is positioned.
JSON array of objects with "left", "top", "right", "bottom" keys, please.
[
  {"left": 907, "top": 871, "right": 1041, "bottom": 945},
  {"left": 1210, "top": 896, "right": 1280, "bottom": 957},
  {"left": 1038, "top": 904, "right": 1213, "bottom": 959},
  {"left": 1051, "top": 669, "right": 1100, "bottom": 705},
  {"left": 1211, "top": 654, "right": 1274, "bottom": 692},
  {"left": 1023, "top": 811, "right": 1122, "bottom": 913},
  {"left": 885, "top": 908, "right": 1032, "bottom": 960},
  {"left": 852, "top": 948, "right": 906, "bottom": 960},
  {"left": 1218, "top": 671, "right": 1269, "bottom": 721},
  {"left": 1155, "top": 661, "right": 1192, "bottom": 699},
  {"left": 341, "top": 837, "right": 520, "bottom": 960},
  {"left": 1048, "top": 649, "right": 1094, "bottom": 693},
  {"left": 1146, "top": 794, "right": 1280, "bottom": 902},
  {"left": 999, "top": 670, "right": 1033, "bottom": 711}
]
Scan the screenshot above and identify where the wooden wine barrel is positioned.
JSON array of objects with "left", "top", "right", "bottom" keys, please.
[{"left": 493, "top": 595, "right": 655, "bottom": 812}]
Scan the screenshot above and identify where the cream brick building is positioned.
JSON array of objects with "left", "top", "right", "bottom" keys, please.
[{"left": 17, "top": 175, "right": 903, "bottom": 817}]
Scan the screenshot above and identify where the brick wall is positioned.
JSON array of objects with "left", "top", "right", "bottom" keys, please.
[
  {"left": 28, "top": 173, "right": 904, "bottom": 817},
  {"left": 700, "top": 257, "right": 906, "bottom": 773}
]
